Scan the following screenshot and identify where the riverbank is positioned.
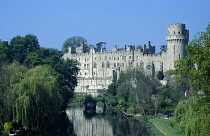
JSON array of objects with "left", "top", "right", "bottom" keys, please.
[{"left": 149, "top": 117, "right": 184, "bottom": 136}]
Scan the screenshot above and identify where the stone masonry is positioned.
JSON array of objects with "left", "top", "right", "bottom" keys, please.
[{"left": 63, "top": 23, "right": 189, "bottom": 96}]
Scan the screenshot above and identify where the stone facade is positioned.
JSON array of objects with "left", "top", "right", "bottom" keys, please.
[{"left": 63, "top": 23, "right": 189, "bottom": 96}]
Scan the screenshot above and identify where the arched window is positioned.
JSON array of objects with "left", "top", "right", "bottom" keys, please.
[{"left": 106, "top": 61, "right": 110, "bottom": 68}]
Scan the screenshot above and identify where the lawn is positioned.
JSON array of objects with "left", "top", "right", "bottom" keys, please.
[{"left": 149, "top": 118, "right": 184, "bottom": 136}]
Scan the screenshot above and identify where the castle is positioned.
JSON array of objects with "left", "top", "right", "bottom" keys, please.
[{"left": 63, "top": 23, "right": 189, "bottom": 96}]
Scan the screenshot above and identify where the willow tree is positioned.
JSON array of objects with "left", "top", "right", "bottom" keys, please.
[
  {"left": 171, "top": 24, "right": 210, "bottom": 136},
  {"left": 11, "top": 65, "right": 62, "bottom": 131},
  {"left": 0, "top": 62, "right": 28, "bottom": 123}
]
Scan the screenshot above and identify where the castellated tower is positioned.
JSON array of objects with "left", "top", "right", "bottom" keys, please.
[{"left": 166, "top": 24, "right": 189, "bottom": 69}]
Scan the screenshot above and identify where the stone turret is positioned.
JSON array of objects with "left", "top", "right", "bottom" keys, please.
[{"left": 166, "top": 23, "right": 189, "bottom": 69}]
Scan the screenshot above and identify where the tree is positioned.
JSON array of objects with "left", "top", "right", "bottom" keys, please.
[
  {"left": 171, "top": 24, "right": 210, "bottom": 136},
  {"left": 108, "top": 68, "right": 161, "bottom": 115},
  {"left": 160, "top": 45, "right": 167, "bottom": 52},
  {"left": 25, "top": 47, "right": 62, "bottom": 67},
  {"left": 0, "top": 41, "right": 10, "bottom": 63},
  {"left": 9, "top": 34, "right": 40, "bottom": 64},
  {"left": 62, "top": 36, "right": 88, "bottom": 53},
  {"left": 55, "top": 59, "right": 79, "bottom": 110},
  {"left": 10, "top": 65, "right": 62, "bottom": 131}
]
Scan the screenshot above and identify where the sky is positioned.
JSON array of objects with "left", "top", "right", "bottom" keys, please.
[{"left": 0, "top": 0, "right": 209, "bottom": 53}]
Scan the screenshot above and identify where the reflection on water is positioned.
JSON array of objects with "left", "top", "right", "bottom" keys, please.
[{"left": 66, "top": 107, "right": 150, "bottom": 136}]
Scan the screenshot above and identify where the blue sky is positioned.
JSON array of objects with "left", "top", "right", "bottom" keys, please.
[{"left": 0, "top": 0, "right": 209, "bottom": 53}]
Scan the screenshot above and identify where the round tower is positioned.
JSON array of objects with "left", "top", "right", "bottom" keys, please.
[{"left": 166, "top": 23, "right": 189, "bottom": 69}]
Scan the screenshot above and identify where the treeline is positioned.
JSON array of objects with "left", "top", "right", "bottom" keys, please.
[
  {"left": 105, "top": 68, "right": 186, "bottom": 116},
  {"left": 0, "top": 34, "right": 79, "bottom": 131}
]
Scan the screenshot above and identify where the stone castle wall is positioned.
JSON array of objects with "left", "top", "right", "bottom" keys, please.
[{"left": 63, "top": 23, "right": 189, "bottom": 96}]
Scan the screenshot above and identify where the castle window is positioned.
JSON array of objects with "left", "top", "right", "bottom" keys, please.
[
  {"left": 95, "top": 57, "right": 97, "bottom": 60},
  {"left": 179, "top": 54, "right": 180, "bottom": 59},
  {"left": 122, "top": 63, "right": 124, "bottom": 67},
  {"left": 102, "top": 61, "right": 105, "bottom": 68},
  {"left": 114, "top": 57, "right": 115, "bottom": 60},
  {"left": 178, "top": 31, "right": 180, "bottom": 34},
  {"left": 84, "top": 64, "right": 86, "bottom": 69},
  {"left": 106, "top": 61, "right": 110, "bottom": 68},
  {"left": 174, "top": 31, "right": 175, "bottom": 34},
  {"left": 94, "top": 62, "right": 97, "bottom": 68},
  {"left": 118, "top": 57, "right": 119, "bottom": 60},
  {"left": 114, "top": 63, "right": 116, "bottom": 67},
  {"left": 129, "top": 56, "right": 132, "bottom": 59},
  {"left": 105, "top": 56, "right": 107, "bottom": 60},
  {"left": 85, "top": 58, "right": 86, "bottom": 62},
  {"left": 87, "top": 64, "right": 89, "bottom": 69},
  {"left": 117, "top": 63, "right": 120, "bottom": 67}
]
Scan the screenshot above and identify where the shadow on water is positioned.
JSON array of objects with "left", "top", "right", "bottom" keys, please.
[{"left": 31, "top": 113, "right": 76, "bottom": 136}]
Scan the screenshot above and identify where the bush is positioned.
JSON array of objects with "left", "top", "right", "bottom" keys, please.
[{"left": 4, "top": 122, "right": 13, "bottom": 132}]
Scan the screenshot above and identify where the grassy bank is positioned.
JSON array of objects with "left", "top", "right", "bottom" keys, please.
[{"left": 149, "top": 118, "right": 184, "bottom": 136}]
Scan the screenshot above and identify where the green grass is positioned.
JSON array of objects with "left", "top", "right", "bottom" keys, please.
[{"left": 149, "top": 118, "right": 184, "bottom": 136}]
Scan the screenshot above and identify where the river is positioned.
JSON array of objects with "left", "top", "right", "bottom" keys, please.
[{"left": 65, "top": 107, "right": 150, "bottom": 136}]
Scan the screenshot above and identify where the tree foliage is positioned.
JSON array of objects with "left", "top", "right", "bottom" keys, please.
[
  {"left": 9, "top": 34, "right": 40, "bottom": 64},
  {"left": 107, "top": 69, "right": 161, "bottom": 115},
  {"left": 172, "top": 24, "right": 210, "bottom": 96},
  {"left": 0, "top": 63, "right": 62, "bottom": 131},
  {"left": 171, "top": 24, "right": 210, "bottom": 136},
  {"left": 62, "top": 36, "right": 88, "bottom": 53},
  {"left": 0, "top": 34, "right": 80, "bottom": 132}
]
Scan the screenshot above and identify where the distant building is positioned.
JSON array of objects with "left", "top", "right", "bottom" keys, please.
[{"left": 63, "top": 23, "right": 189, "bottom": 96}]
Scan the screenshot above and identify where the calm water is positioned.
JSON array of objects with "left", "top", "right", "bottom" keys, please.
[
  {"left": 65, "top": 107, "right": 150, "bottom": 136},
  {"left": 35, "top": 107, "right": 153, "bottom": 136}
]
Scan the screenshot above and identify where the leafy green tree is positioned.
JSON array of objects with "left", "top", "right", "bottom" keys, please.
[
  {"left": 55, "top": 59, "right": 79, "bottom": 110},
  {"left": 171, "top": 24, "right": 210, "bottom": 136},
  {"left": 173, "top": 24, "right": 210, "bottom": 96},
  {"left": 62, "top": 36, "right": 88, "bottom": 53},
  {"left": 25, "top": 47, "right": 62, "bottom": 67},
  {"left": 11, "top": 65, "right": 62, "bottom": 131},
  {"left": 0, "top": 62, "right": 28, "bottom": 123},
  {"left": 157, "top": 85, "right": 185, "bottom": 114},
  {"left": 107, "top": 69, "right": 161, "bottom": 115},
  {"left": 9, "top": 34, "right": 40, "bottom": 64},
  {"left": 0, "top": 41, "right": 10, "bottom": 63},
  {"left": 107, "top": 71, "right": 117, "bottom": 96}
]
